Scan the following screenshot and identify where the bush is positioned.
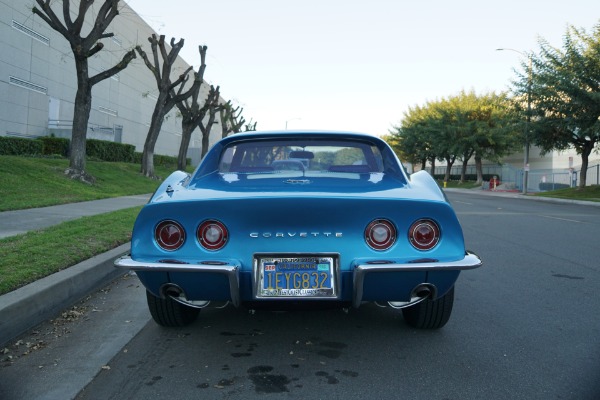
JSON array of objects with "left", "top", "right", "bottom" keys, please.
[
  {"left": 0, "top": 136, "right": 43, "bottom": 156},
  {"left": 134, "top": 152, "right": 190, "bottom": 169},
  {"left": 434, "top": 173, "right": 499, "bottom": 182},
  {"left": 86, "top": 139, "right": 136, "bottom": 162},
  {"left": 40, "top": 136, "right": 69, "bottom": 157},
  {"left": 539, "top": 182, "right": 570, "bottom": 191},
  {"left": 1, "top": 136, "right": 187, "bottom": 166}
]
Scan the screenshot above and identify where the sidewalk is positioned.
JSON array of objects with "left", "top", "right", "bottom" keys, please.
[
  {"left": 0, "top": 194, "right": 151, "bottom": 239},
  {"left": 0, "top": 194, "right": 151, "bottom": 346}
]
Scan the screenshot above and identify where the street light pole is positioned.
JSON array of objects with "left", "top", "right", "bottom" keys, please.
[{"left": 496, "top": 48, "right": 532, "bottom": 194}]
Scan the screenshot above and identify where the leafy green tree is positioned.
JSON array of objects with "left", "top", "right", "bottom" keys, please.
[
  {"left": 460, "top": 91, "right": 521, "bottom": 184},
  {"left": 390, "top": 91, "right": 519, "bottom": 184},
  {"left": 429, "top": 98, "right": 461, "bottom": 182},
  {"left": 511, "top": 23, "right": 600, "bottom": 188},
  {"left": 390, "top": 104, "right": 437, "bottom": 172}
]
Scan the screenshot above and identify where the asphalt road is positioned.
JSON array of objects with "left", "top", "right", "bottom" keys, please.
[{"left": 2, "top": 192, "right": 599, "bottom": 399}]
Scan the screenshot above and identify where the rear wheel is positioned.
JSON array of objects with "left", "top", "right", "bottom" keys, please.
[
  {"left": 146, "top": 290, "right": 200, "bottom": 327},
  {"left": 402, "top": 286, "right": 454, "bottom": 329}
]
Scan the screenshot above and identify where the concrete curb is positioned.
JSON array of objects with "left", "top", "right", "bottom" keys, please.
[{"left": 0, "top": 243, "right": 130, "bottom": 347}]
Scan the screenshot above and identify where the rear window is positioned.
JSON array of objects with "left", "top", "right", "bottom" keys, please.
[{"left": 219, "top": 139, "right": 384, "bottom": 175}]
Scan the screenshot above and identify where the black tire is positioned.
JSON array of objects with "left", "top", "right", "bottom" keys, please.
[
  {"left": 146, "top": 290, "right": 200, "bottom": 327},
  {"left": 402, "top": 286, "right": 455, "bottom": 329}
]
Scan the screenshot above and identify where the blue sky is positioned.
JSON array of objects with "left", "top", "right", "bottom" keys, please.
[{"left": 125, "top": 0, "right": 599, "bottom": 136}]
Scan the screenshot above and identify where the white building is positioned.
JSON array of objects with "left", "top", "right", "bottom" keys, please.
[{"left": 0, "top": 0, "right": 220, "bottom": 166}]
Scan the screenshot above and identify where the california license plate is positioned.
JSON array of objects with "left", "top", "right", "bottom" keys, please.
[{"left": 255, "top": 256, "right": 337, "bottom": 298}]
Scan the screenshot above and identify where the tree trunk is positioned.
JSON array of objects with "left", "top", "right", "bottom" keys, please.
[
  {"left": 201, "top": 129, "right": 210, "bottom": 159},
  {"left": 200, "top": 110, "right": 218, "bottom": 160},
  {"left": 177, "top": 120, "right": 195, "bottom": 171},
  {"left": 141, "top": 102, "right": 168, "bottom": 178},
  {"left": 444, "top": 164, "right": 452, "bottom": 182},
  {"left": 70, "top": 85, "right": 91, "bottom": 174},
  {"left": 578, "top": 143, "right": 593, "bottom": 188},
  {"left": 429, "top": 158, "right": 436, "bottom": 176},
  {"left": 475, "top": 155, "right": 483, "bottom": 185},
  {"left": 460, "top": 159, "right": 469, "bottom": 183},
  {"left": 67, "top": 57, "right": 95, "bottom": 184},
  {"left": 420, "top": 158, "right": 426, "bottom": 171},
  {"left": 444, "top": 156, "right": 456, "bottom": 182}
]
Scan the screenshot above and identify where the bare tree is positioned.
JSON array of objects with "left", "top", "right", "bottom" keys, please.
[
  {"left": 198, "top": 86, "right": 223, "bottom": 160},
  {"left": 136, "top": 34, "right": 202, "bottom": 178},
  {"left": 244, "top": 120, "right": 258, "bottom": 131},
  {"left": 219, "top": 101, "right": 246, "bottom": 138},
  {"left": 32, "top": 0, "right": 136, "bottom": 183},
  {"left": 173, "top": 45, "right": 208, "bottom": 170}
]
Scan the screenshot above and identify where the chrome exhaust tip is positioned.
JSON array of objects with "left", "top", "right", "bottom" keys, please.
[
  {"left": 387, "top": 283, "right": 437, "bottom": 309},
  {"left": 159, "top": 284, "right": 210, "bottom": 309}
]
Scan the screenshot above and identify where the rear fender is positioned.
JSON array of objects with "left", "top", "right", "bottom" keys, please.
[{"left": 150, "top": 170, "right": 191, "bottom": 203}]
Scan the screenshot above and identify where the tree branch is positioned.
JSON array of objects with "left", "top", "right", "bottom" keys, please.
[
  {"left": 86, "top": 42, "right": 104, "bottom": 58},
  {"left": 169, "top": 66, "right": 193, "bottom": 92},
  {"left": 33, "top": 1, "right": 69, "bottom": 38},
  {"left": 87, "top": 0, "right": 120, "bottom": 43},
  {"left": 135, "top": 45, "right": 159, "bottom": 81},
  {"left": 72, "top": 0, "right": 94, "bottom": 36},
  {"left": 63, "top": 0, "right": 73, "bottom": 30},
  {"left": 90, "top": 48, "right": 137, "bottom": 86}
]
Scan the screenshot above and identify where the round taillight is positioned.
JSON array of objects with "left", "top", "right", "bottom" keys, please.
[
  {"left": 409, "top": 219, "right": 440, "bottom": 250},
  {"left": 365, "top": 219, "right": 396, "bottom": 251},
  {"left": 155, "top": 220, "right": 185, "bottom": 251},
  {"left": 197, "top": 220, "right": 228, "bottom": 251}
]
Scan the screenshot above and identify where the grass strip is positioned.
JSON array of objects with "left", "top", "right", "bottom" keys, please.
[
  {"left": 534, "top": 185, "right": 600, "bottom": 202},
  {"left": 0, "top": 156, "right": 181, "bottom": 211},
  {"left": 0, "top": 206, "right": 142, "bottom": 295}
]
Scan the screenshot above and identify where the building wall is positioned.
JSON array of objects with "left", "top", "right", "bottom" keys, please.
[
  {"left": 503, "top": 145, "right": 600, "bottom": 171},
  {"left": 0, "top": 0, "right": 219, "bottom": 163}
]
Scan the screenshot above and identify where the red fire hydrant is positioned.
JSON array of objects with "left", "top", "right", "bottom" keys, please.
[{"left": 489, "top": 176, "right": 500, "bottom": 190}]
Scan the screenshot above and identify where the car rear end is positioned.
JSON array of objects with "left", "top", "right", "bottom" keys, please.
[
  {"left": 115, "top": 131, "right": 482, "bottom": 328},
  {"left": 123, "top": 173, "right": 476, "bottom": 306}
]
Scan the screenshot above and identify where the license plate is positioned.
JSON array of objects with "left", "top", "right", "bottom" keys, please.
[{"left": 255, "top": 256, "right": 337, "bottom": 298}]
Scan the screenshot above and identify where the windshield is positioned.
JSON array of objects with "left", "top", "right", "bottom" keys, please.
[{"left": 218, "top": 139, "right": 384, "bottom": 175}]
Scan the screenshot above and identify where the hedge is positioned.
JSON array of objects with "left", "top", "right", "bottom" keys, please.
[
  {"left": 86, "top": 139, "right": 135, "bottom": 162},
  {"left": 1, "top": 135, "right": 189, "bottom": 167},
  {"left": 40, "top": 136, "right": 70, "bottom": 157},
  {"left": 434, "top": 174, "right": 500, "bottom": 182},
  {"left": 133, "top": 152, "right": 188, "bottom": 168},
  {"left": 0, "top": 136, "right": 43, "bottom": 156}
]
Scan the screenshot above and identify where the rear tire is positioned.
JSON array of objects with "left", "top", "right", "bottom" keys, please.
[
  {"left": 402, "top": 286, "right": 454, "bottom": 329},
  {"left": 146, "top": 290, "right": 200, "bottom": 327}
]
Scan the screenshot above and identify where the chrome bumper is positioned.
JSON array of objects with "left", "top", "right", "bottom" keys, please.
[
  {"left": 114, "top": 255, "right": 241, "bottom": 307},
  {"left": 352, "top": 251, "right": 482, "bottom": 308},
  {"left": 115, "top": 251, "right": 482, "bottom": 309}
]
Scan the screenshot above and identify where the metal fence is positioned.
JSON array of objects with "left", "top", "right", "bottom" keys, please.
[
  {"left": 433, "top": 164, "right": 505, "bottom": 178},
  {"left": 434, "top": 162, "right": 600, "bottom": 192}
]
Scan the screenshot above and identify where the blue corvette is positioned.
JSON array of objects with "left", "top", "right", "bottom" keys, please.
[{"left": 115, "top": 131, "right": 482, "bottom": 329}]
